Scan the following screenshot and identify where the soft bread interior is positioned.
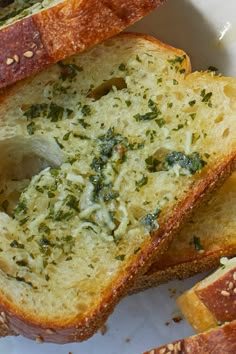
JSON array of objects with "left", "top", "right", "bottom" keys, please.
[{"left": 0, "top": 34, "right": 235, "bottom": 338}]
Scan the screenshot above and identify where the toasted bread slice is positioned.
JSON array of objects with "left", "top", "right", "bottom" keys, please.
[
  {"left": 0, "top": 33, "right": 236, "bottom": 343},
  {"left": 143, "top": 320, "right": 236, "bottom": 354},
  {"left": 134, "top": 173, "right": 236, "bottom": 292},
  {"left": 176, "top": 257, "right": 236, "bottom": 333},
  {"left": 0, "top": 0, "right": 164, "bottom": 88}
]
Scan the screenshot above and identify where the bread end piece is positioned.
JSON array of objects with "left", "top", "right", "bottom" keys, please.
[
  {"left": 0, "top": 0, "right": 165, "bottom": 88},
  {"left": 143, "top": 320, "right": 236, "bottom": 354},
  {"left": 177, "top": 257, "right": 236, "bottom": 333}
]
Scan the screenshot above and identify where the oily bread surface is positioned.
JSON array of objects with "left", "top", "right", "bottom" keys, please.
[
  {"left": 0, "top": 34, "right": 235, "bottom": 342},
  {"left": 0, "top": 0, "right": 165, "bottom": 88}
]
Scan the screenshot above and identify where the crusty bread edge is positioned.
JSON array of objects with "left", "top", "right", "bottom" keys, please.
[
  {"left": 0, "top": 0, "right": 165, "bottom": 88},
  {"left": 132, "top": 246, "right": 236, "bottom": 293},
  {"left": 143, "top": 320, "right": 236, "bottom": 354}
]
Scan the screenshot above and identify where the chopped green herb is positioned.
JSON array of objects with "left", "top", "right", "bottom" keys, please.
[
  {"left": 35, "top": 185, "right": 44, "bottom": 193},
  {"left": 38, "top": 223, "right": 51, "bottom": 234},
  {"left": 155, "top": 118, "right": 166, "bottom": 128},
  {"left": 191, "top": 235, "right": 204, "bottom": 251},
  {"left": 201, "top": 89, "right": 213, "bottom": 103},
  {"left": 27, "top": 121, "right": 36, "bottom": 135},
  {"left": 136, "top": 175, "right": 148, "bottom": 189},
  {"left": 63, "top": 131, "right": 71, "bottom": 141},
  {"left": 165, "top": 151, "right": 206, "bottom": 174},
  {"left": 54, "top": 137, "right": 64, "bottom": 149},
  {"left": 81, "top": 105, "right": 91, "bottom": 116},
  {"left": 115, "top": 254, "right": 125, "bottom": 261},
  {"left": 14, "top": 200, "right": 27, "bottom": 216},
  {"left": 141, "top": 208, "right": 161, "bottom": 232},
  {"left": 10, "top": 240, "right": 24, "bottom": 249},
  {"left": 118, "top": 63, "right": 126, "bottom": 71},
  {"left": 168, "top": 55, "right": 186, "bottom": 65},
  {"left": 173, "top": 124, "right": 184, "bottom": 131},
  {"left": 19, "top": 216, "right": 29, "bottom": 226},
  {"left": 23, "top": 103, "right": 48, "bottom": 120},
  {"left": 65, "top": 194, "right": 79, "bottom": 211},
  {"left": 188, "top": 100, "right": 196, "bottom": 107}
]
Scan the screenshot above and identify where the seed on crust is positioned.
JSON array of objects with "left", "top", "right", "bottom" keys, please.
[
  {"left": 221, "top": 290, "right": 230, "bottom": 296},
  {"left": 167, "top": 344, "right": 174, "bottom": 351},
  {"left": 23, "top": 51, "right": 34, "bottom": 58},
  {"left": 159, "top": 349, "right": 166, "bottom": 354},
  {"left": 6, "top": 58, "right": 14, "bottom": 65},
  {"left": 13, "top": 55, "right": 20, "bottom": 63},
  {"left": 228, "top": 281, "right": 234, "bottom": 290},
  {"left": 233, "top": 272, "right": 236, "bottom": 281}
]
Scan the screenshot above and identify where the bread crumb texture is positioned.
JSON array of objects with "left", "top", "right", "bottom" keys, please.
[{"left": 0, "top": 34, "right": 235, "bottom": 327}]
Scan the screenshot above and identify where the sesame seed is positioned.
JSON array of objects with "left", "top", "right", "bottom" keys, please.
[
  {"left": 13, "top": 54, "right": 20, "bottom": 63},
  {"left": 221, "top": 290, "right": 230, "bottom": 296},
  {"left": 6, "top": 57, "right": 14, "bottom": 65},
  {"left": 30, "top": 43, "right": 37, "bottom": 49},
  {"left": 176, "top": 341, "right": 181, "bottom": 351},
  {"left": 234, "top": 288, "right": 236, "bottom": 294},
  {"left": 45, "top": 328, "right": 54, "bottom": 334},
  {"left": 23, "top": 51, "right": 34, "bottom": 58},
  {"left": 160, "top": 349, "right": 166, "bottom": 354},
  {"left": 228, "top": 282, "right": 234, "bottom": 290},
  {"left": 167, "top": 343, "right": 174, "bottom": 350},
  {"left": 233, "top": 272, "right": 236, "bottom": 281}
]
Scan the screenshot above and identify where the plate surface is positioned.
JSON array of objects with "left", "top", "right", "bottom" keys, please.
[{"left": 1, "top": 1, "right": 236, "bottom": 353}]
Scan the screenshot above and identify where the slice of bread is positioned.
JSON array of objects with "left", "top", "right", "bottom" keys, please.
[
  {"left": 176, "top": 257, "right": 236, "bottom": 333},
  {"left": 0, "top": 33, "right": 236, "bottom": 343},
  {"left": 134, "top": 173, "right": 236, "bottom": 292},
  {"left": 0, "top": 0, "right": 164, "bottom": 88},
  {"left": 143, "top": 320, "right": 236, "bottom": 354}
]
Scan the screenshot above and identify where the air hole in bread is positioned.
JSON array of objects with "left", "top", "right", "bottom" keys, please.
[
  {"left": 0, "top": 137, "right": 64, "bottom": 215},
  {"left": 87, "top": 78, "right": 127, "bottom": 101}
]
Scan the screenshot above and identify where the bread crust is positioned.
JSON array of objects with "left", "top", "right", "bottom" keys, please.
[
  {"left": 0, "top": 0, "right": 164, "bottom": 88},
  {"left": 143, "top": 320, "right": 236, "bottom": 354},
  {"left": 176, "top": 258, "right": 236, "bottom": 333}
]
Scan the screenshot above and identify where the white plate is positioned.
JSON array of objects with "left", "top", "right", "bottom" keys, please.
[{"left": 1, "top": 1, "right": 236, "bottom": 353}]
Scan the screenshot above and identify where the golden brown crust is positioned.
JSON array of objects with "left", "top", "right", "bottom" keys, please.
[
  {"left": 196, "top": 268, "right": 236, "bottom": 323},
  {"left": 132, "top": 247, "right": 236, "bottom": 293},
  {"left": 143, "top": 320, "right": 236, "bottom": 354},
  {"left": 0, "top": 0, "right": 165, "bottom": 88}
]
